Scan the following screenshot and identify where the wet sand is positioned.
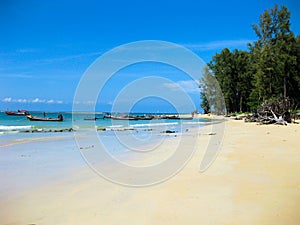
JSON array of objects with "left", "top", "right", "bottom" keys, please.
[{"left": 1, "top": 119, "right": 300, "bottom": 225}]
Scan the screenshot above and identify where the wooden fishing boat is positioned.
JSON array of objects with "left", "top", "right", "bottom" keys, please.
[
  {"left": 84, "top": 117, "right": 100, "bottom": 121},
  {"left": 111, "top": 116, "right": 138, "bottom": 121},
  {"left": 135, "top": 115, "right": 154, "bottom": 120},
  {"left": 26, "top": 114, "right": 63, "bottom": 122},
  {"left": 161, "top": 115, "right": 193, "bottom": 120},
  {"left": 5, "top": 110, "right": 29, "bottom": 116},
  {"left": 103, "top": 114, "right": 112, "bottom": 119},
  {"left": 177, "top": 117, "right": 193, "bottom": 120}
]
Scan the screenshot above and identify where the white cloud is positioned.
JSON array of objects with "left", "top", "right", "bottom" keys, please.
[
  {"left": 0, "top": 73, "right": 34, "bottom": 79},
  {"left": 3, "top": 97, "right": 12, "bottom": 102},
  {"left": 163, "top": 80, "right": 199, "bottom": 94},
  {"left": 36, "top": 51, "right": 102, "bottom": 64},
  {"left": 2, "top": 97, "right": 63, "bottom": 104},
  {"left": 16, "top": 48, "right": 38, "bottom": 53},
  {"left": 32, "top": 98, "right": 45, "bottom": 103},
  {"left": 178, "top": 80, "right": 200, "bottom": 93},
  {"left": 74, "top": 100, "right": 95, "bottom": 105},
  {"left": 184, "top": 39, "right": 254, "bottom": 52},
  {"left": 17, "top": 99, "right": 27, "bottom": 103}
]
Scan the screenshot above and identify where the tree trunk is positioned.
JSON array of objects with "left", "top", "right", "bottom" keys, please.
[
  {"left": 239, "top": 96, "right": 243, "bottom": 112},
  {"left": 283, "top": 75, "right": 287, "bottom": 98}
]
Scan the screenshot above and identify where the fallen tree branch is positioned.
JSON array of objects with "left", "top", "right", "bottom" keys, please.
[{"left": 244, "top": 97, "right": 292, "bottom": 125}]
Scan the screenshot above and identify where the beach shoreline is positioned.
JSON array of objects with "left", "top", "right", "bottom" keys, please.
[{"left": 1, "top": 118, "right": 300, "bottom": 225}]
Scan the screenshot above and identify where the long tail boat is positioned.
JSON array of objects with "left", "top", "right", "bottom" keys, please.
[
  {"left": 160, "top": 115, "right": 193, "bottom": 120},
  {"left": 5, "top": 110, "right": 29, "bottom": 116},
  {"left": 110, "top": 116, "right": 138, "bottom": 121},
  {"left": 26, "top": 114, "right": 63, "bottom": 122}
]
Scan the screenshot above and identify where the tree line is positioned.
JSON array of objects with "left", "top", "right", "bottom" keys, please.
[{"left": 200, "top": 5, "right": 300, "bottom": 114}]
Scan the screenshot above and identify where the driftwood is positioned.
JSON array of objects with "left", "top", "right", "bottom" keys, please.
[
  {"left": 292, "top": 112, "right": 300, "bottom": 121},
  {"left": 244, "top": 97, "right": 292, "bottom": 125}
]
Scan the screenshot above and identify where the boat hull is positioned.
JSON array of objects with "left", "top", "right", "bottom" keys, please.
[
  {"left": 26, "top": 115, "right": 63, "bottom": 122},
  {"left": 111, "top": 116, "right": 138, "bottom": 121},
  {"left": 5, "top": 110, "right": 28, "bottom": 116}
]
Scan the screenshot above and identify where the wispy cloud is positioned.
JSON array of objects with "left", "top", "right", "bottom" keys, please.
[
  {"left": 2, "top": 97, "right": 13, "bottom": 103},
  {"left": 183, "top": 39, "right": 254, "bottom": 52},
  {"left": 0, "top": 73, "right": 34, "bottom": 79},
  {"left": 0, "top": 49, "right": 103, "bottom": 72},
  {"left": 0, "top": 48, "right": 39, "bottom": 57},
  {"left": 2, "top": 97, "right": 64, "bottom": 104},
  {"left": 73, "top": 100, "right": 96, "bottom": 105},
  {"left": 16, "top": 48, "right": 39, "bottom": 53},
  {"left": 163, "top": 80, "right": 200, "bottom": 94},
  {"left": 32, "top": 98, "right": 46, "bottom": 103},
  {"left": 36, "top": 51, "right": 103, "bottom": 64}
]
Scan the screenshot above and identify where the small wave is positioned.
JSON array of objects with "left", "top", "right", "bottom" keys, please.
[
  {"left": 182, "top": 121, "right": 208, "bottom": 125},
  {"left": 108, "top": 125, "right": 124, "bottom": 128},
  {"left": 130, "top": 122, "right": 178, "bottom": 128},
  {"left": 0, "top": 125, "right": 32, "bottom": 131}
]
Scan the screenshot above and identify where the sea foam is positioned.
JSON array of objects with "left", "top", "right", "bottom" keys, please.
[{"left": 0, "top": 125, "right": 32, "bottom": 131}]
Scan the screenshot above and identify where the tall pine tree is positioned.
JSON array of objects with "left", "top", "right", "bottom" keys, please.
[
  {"left": 200, "top": 5, "right": 300, "bottom": 114},
  {"left": 249, "top": 5, "right": 299, "bottom": 106}
]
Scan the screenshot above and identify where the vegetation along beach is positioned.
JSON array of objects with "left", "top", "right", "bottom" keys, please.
[{"left": 1, "top": 1, "right": 300, "bottom": 225}]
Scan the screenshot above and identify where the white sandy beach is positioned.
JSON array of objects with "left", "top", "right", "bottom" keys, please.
[{"left": 1, "top": 119, "right": 300, "bottom": 225}]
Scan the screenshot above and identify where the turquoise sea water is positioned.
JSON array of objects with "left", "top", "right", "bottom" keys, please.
[
  {"left": 0, "top": 112, "right": 214, "bottom": 194},
  {"left": 0, "top": 111, "right": 211, "bottom": 134},
  {"left": 0, "top": 111, "right": 213, "bottom": 158}
]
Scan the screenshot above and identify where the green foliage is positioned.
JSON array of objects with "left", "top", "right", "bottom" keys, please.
[
  {"left": 207, "top": 49, "right": 253, "bottom": 113},
  {"left": 200, "top": 4, "right": 300, "bottom": 113},
  {"left": 199, "top": 66, "right": 226, "bottom": 115},
  {"left": 200, "top": 92, "right": 210, "bottom": 114},
  {"left": 250, "top": 5, "right": 300, "bottom": 108}
]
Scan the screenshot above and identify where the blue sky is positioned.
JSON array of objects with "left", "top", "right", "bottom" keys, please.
[{"left": 1, "top": 0, "right": 299, "bottom": 112}]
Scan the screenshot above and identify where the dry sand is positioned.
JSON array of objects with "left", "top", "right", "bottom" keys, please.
[{"left": 1, "top": 119, "right": 300, "bottom": 225}]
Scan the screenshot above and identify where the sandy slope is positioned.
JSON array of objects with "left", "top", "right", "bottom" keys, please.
[{"left": 1, "top": 119, "right": 300, "bottom": 225}]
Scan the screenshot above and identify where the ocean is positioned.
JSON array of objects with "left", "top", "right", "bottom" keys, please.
[
  {"left": 0, "top": 111, "right": 214, "bottom": 165},
  {"left": 0, "top": 111, "right": 211, "bottom": 134}
]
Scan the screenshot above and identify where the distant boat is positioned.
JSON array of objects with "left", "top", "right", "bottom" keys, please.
[
  {"left": 103, "top": 114, "right": 112, "bottom": 119},
  {"left": 160, "top": 115, "right": 193, "bottom": 120},
  {"left": 26, "top": 114, "right": 63, "bottom": 122},
  {"left": 110, "top": 115, "right": 155, "bottom": 120},
  {"left": 176, "top": 116, "right": 193, "bottom": 120},
  {"left": 5, "top": 110, "right": 29, "bottom": 116},
  {"left": 111, "top": 116, "right": 138, "bottom": 121},
  {"left": 84, "top": 117, "right": 101, "bottom": 121},
  {"left": 134, "top": 115, "right": 154, "bottom": 120}
]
